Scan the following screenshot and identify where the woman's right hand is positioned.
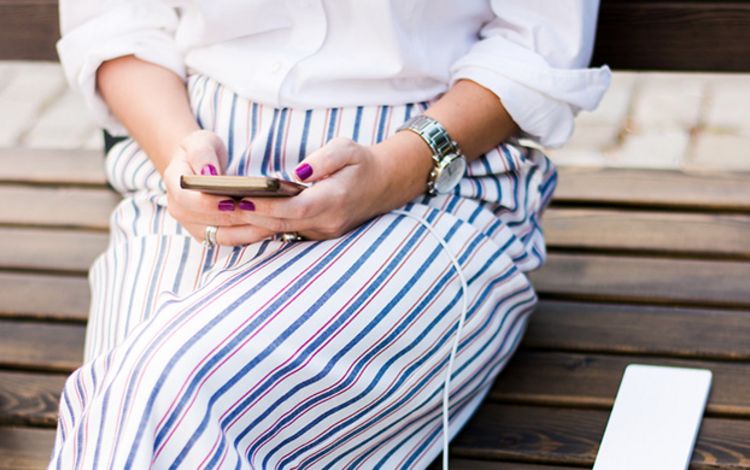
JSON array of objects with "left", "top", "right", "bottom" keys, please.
[{"left": 162, "top": 129, "right": 274, "bottom": 245}]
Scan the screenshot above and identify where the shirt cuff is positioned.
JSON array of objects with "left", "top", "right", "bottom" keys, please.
[
  {"left": 450, "top": 39, "right": 611, "bottom": 148},
  {"left": 56, "top": 4, "right": 185, "bottom": 136}
]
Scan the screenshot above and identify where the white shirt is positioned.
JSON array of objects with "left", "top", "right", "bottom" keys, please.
[{"left": 58, "top": 0, "right": 611, "bottom": 147}]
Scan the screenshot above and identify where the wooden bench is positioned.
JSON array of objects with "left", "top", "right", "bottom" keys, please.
[{"left": 1, "top": 1, "right": 750, "bottom": 468}]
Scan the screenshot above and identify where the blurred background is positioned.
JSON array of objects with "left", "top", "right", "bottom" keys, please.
[{"left": 1, "top": 62, "right": 748, "bottom": 172}]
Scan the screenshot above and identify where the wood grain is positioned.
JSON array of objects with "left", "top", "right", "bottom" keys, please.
[
  {"left": 0, "top": 227, "right": 107, "bottom": 273},
  {"left": 0, "top": 272, "right": 89, "bottom": 322},
  {"left": 531, "top": 254, "right": 750, "bottom": 308},
  {"left": 593, "top": 1, "right": 750, "bottom": 72},
  {"left": 0, "top": 321, "right": 83, "bottom": 372},
  {"left": 0, "top": 426, "right": 55, "bottom": 470},
  {"left": 0, "top": 371, "right": 65, "bottom": 427},
  {"left": 524, "top": 300, "right": 750, "bottom": 360},
  {"left": 0, "top": 148, "right": 105, "bottom": 186},
  {"left": 0, "top": 0, "right": 59, "bottom": 61},
  {"left": 554, "top": 167, "right": 750, "bottom": 212},
  {"left": 451, "top": 404, "right": 750, "bottom": 467},
  {"left": 0, "top": 185, "right": 118, "bottom": 230},
  {"left": 543, "top": 208, "right": 750, "bottom": 259},
  {"left": 491, "top": 351, "right": 750, "bottom": 417}
]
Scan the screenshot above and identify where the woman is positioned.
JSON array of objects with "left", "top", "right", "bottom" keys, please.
[{"left": 51, "top": 1, "right": 609, "bottom": 468}]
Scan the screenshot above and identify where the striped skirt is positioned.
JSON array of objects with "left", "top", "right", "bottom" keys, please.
[{"left": 50, "top": 74, "right": 557, "bottom": 469}]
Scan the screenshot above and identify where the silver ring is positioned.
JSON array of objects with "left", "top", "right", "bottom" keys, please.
[
  {"left": 204, "top": 225, "right": 218, "bottom": 247},
  {"left": 280, "top": 232, "right": 303, "bottom": 242}
]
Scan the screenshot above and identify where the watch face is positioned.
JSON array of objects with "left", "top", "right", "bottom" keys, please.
[{"left": 435, "top": 155, "right": 466, "bottom": 194}]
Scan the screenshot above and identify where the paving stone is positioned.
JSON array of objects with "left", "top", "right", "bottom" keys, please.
[
  {"left": 686, "top": 132, "right": 750, "bottom": 172},
  {"left": 630, "top": 74, "right": 705, "bottom": 132},
  {"left": 23, "top": 90, "right": 98, "bottom": 149},
  {"left": 605, "top": 130, "right": 689, "bottom": 170},
  {"left": 83, "top": 130, "right": 105, "bottom": 151},
  {"left": 0, "top": 64, "right": 66, "bottom": 146},
  {"left": 563, "top": 122, "right": 621, "bottom": 151},
  {"left": 704, "top": 81, "right": 750, "bottom": 135},
  {"left": 575, "top": 72, "right": 636, "bottom": 127},
  {"left": 546, "top": 148, "right": 607, "bottom": 168}
]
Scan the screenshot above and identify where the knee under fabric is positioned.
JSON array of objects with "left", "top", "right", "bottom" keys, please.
[{"left": 392, "top": 209, "right": 469, "bottom": 470}]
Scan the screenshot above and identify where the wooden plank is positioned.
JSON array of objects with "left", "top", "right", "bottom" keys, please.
[
  {"left": 0, "top": 227, "right": 107, "bottom": 273},
  {"left": 0, "top": 426, "right": 55, "bottom": 470},
  {"left": 0, "top": 185, "right": 118, "bottom": 230},
  {"left": 593, "top": 1, "right": 750, "bottom": 72},
  {"left": 554, "top": 167, "right": 750, "bottom": 212},
  {"left": 0, "top": 272, "right": 89, "bottom": 322},
  {"left": 0, "top": 321, "right": 83, "bottom": 372},
  {"left": 0, "top": 148, "right": 105, "bottom": 186},
  {"left": 491, "top": 351, "right": 750, "bottom": 418},
  {"left": 524, "top": 300, "right": 750, "bottom": 360},
  {"left": 0, "top": 371, "right": 64, "bottom": 427},
  {"left": 451, "top": 404, "right": 750, "bottom": 468},
  {"left": 531, "top": 254, "right": 750, "bottom": 309},
  {"left": 543, "top": 208, "right": 750, "bottom": 259},
  {"left": 430, "top": 460, "right": 577, "bottom": 470},
  {"left": 0, "top": 0, "right": 59, "bottom": 61}
]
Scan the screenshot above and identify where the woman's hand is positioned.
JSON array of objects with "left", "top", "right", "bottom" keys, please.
[
  {"left": 162, "top": 129, "right": 275, "bottom": 244},
  {"left": 219, "top": 133, "right": 433, "bottom": 244}
]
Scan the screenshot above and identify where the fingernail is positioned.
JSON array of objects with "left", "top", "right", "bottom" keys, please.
[
  {"left": 295, "top": 163, "right": 313, "bottom": 181},
  {"left": 201, "top": 164, "right": 218, "bottom": 176},
  {"left": 239, "top": 200, "right": 255, "bottom": 211},
  {"left": 218, "top": 199, "right": 235, "bottom": 211}
]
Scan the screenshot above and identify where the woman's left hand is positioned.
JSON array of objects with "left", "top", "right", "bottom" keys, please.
[{"left": 217, "top": 134, "right": 432, "bottom": 244}]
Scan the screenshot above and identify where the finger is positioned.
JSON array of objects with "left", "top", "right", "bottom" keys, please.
[
  {"left": 183, "top": 222, "right": 276, "bottom": 246},
  {"left": 292, "top": 136, "right": 358, "bottom": 183},
  {"left": 182, "top": 130, "right": 229, "bottom": 176},
  {"left": 234, "top": 172, "right": 347, "bottom": 223}
]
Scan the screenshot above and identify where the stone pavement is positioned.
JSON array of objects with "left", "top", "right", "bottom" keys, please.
[{"left": 1, "top": 61, "right": 748, "bottom": 171}]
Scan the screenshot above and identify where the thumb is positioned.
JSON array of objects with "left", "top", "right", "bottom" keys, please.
[
  {"left": 182, "top": 130, "right": 228, "bottom": 176},
  {"left": 293, "top": 137, "right": 357, "bottom": 183}
]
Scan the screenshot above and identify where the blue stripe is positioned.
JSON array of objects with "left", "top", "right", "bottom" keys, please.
[
  {"left": 273, "top": 108, "right": 289, "bottom": 172},
  {"left": 298, "top": 109, "right": 313, "bottom": 159},
  {"left": 346, "top": 286, "right": 535, "bottom": 468},
  {"left": 167, "top": 221, "right": 384, "bottom": 468},
  {"left": 244, "top": 212, "right": 454, "bottom": 466},
  {"left": 120, "top": 244, "right": 299, "bottom": 466}
]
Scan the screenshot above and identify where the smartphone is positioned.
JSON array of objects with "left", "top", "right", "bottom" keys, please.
[
  {"left": 593, "top": 364, "right": 712, "bottom": 470},
  {"left": 180, "top": 175, "right": 307, "bottom": 197}
]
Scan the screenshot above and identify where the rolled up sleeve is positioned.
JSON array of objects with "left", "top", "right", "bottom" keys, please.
[
  {"left": 57, "top": 0, "right": 184, "bottom": 134},
  {"left": 450, "top": 0, "right": 611, "bottom": 147}
]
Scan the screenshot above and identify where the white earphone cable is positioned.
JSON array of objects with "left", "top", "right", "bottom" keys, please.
[{"left": 392, "top": 209, "right": 469, "bottom": 470}]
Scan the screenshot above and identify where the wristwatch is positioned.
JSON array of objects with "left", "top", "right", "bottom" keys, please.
[{"left": 397, "top": 115, "right": 467, "bottom": 197}]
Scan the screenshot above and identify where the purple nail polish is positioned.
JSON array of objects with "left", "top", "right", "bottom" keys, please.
[
  {"left": 201, "top": 164, "right": 218, "bottom": 176},
  {"left": 295, "top": 163, "right": 313, "bottom": 181},
  {"left": 239, "top": 200, "right": 255, "bottom": 211},
  {"left": 218, "top": 199, "right": 235, "bottom": 211}
]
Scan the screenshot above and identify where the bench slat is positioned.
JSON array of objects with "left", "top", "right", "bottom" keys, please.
[
  {"left": 451, "top": 404, "right": 750, "bottom": 467},
  {"left": 592, "top": 1, "right": 750, "bottom": 72},
  {"left": 0, "top": 272, "right": 88, "bottom": 322},
  {"left": 0, "top": 186, "right": 117, "bottom": 230},
  {"left": 0, "top": 371, "right": 64, "bottom": 427},
  {"left": 531, "top": 254, "right": 750, "bottom": 309},
  {"left": 554, "top": 167, "right": 750, "bottom": 212},
  {"left": 491, "top": 351, "right": 750, "bottom": 418},
  {"left": 0, "top": 321, "right": 83, "bottom": 372},
  {"left": 4, "top": 252, "right": 750, "bottom": 323},
  {"left": 0, "top": 148, "right": 105, "bottom": 186},
  {"left": 525, "top": 300, "right": 750, "bottom": 361},
  {"left": 0, "top": 426, "right": 55, "bottom": 470},
  {"left": 544, "top": 208, "right": 750, "bottom": 259},
  {"left": 0, "top": 227, "right": 107, "bottom": 273}
]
